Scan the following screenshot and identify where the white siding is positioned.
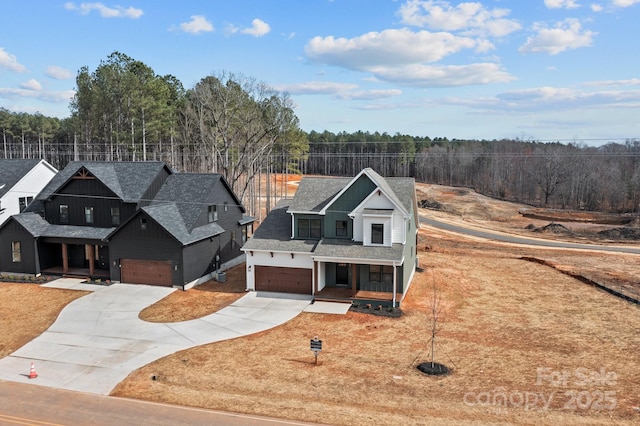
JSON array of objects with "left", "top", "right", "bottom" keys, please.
[
  {"left": 0, "top": 161, "right": 57, "bottom": 225},
  {"left": 352, "top": 190, "right": 406, "bottom": 245},
  {"left": 244, "top": 250, "right": 313, "bottom": 290}
]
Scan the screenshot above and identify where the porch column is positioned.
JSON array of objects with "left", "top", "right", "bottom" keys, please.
[
  {"left": 87, "top": 244, "right": 95, "bottom": 275},
  {"left": 351, "top": 264, "right": 357, "bottom": 297},
  {"left": 313, "top": 261, "right": 317, "bottom": 295},
  {"left": 392, "top": 265, "right": 397, "bottom": 307},
  {"left": 61, "top": 243, "right": 68, "bottom": 273}
]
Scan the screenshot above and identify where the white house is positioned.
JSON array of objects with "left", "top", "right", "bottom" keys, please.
[{"left": 0, "top": 159, "right": 58, "bottom": 225}]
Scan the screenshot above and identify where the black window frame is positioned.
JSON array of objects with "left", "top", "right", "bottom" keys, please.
[
  {"left": 298, "top": 218, "right": 322, "bottom": 239},
  {"left": 110, "top": 207, "right": 120, "bottom": 226},
  {"left": 335, "top": 220, "right": 348, "bottom": 237},
  {"left": 369, "top": 264, "right": 394, "bottom": 283},
  {"left": 18, "top": 196, "right": 33, "bottom": 212}
]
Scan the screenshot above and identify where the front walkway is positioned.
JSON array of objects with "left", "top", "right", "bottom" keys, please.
[{"left": 0, "top": 283, "right": 312, "bottom": 395}]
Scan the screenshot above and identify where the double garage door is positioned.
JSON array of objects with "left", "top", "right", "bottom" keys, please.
[
  {"left": 255, "top": 266, "right": 312, "bottom": 294},
  {"left": 121, "top": 259, "right": 173, "bottom": 287}
]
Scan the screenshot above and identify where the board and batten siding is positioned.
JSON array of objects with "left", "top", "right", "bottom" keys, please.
[
  {"left": 0, "top": 219, "right": 38, "bottom": 274},
  {"left": 109, "top": 212, "right": 183, "bottom": 286}
]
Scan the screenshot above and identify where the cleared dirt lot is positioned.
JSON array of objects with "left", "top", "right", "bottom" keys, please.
[
  {"left": 2, "top": 182, "right": 639, "bottom": 425},
  {"left": 110, "top": 184, "right": 640, "bottom": 425}
]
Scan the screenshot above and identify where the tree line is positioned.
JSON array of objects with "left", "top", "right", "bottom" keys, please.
[{"left": 1, "top": 51, "right": 638, "bottom": 214}]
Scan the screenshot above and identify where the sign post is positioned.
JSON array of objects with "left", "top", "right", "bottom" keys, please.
[{"left": 310, "top": 336, "right": 322, "bottom": 365}]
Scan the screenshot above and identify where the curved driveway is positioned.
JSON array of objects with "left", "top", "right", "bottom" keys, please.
[
  {"left": 420, "top": 216, "right": 640, "bottom": 255},
  {"left": 0, "top": 284, "right": 312, "bottom": 395}
]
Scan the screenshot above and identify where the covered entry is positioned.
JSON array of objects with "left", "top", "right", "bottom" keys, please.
[
  {"left": 255, "top": 266, "right": 312, "bottom": 294},
  {"left": 121, "top": 259, "right": 173, "bottom": 287}
]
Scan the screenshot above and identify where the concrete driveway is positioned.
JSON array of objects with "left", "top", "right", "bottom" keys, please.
[{"left": 0, "top": 282, "right": 312, "bottom": 395}]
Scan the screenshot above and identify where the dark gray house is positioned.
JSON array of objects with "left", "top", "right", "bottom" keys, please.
[{"left": 0, "top": 161, "right": 253, "bottom": 288}]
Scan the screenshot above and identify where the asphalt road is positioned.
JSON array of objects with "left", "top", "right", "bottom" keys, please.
[
  {"left": 420, "top": 216, "right": 640, "bottom": 255},
  {"left": 0, "top": 380, "right": 319, "bottom": 426}
]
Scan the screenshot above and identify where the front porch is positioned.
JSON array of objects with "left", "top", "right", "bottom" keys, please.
[
  {"left": 42, "top": 266, "right": 110, "bottom": 281},
  {"left": 314, "top": 286, "right": 403, "bottom": 307}
]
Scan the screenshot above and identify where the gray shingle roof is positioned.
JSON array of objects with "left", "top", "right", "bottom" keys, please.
[
  {"left": 313, "top": 239, "right": 405, "bottom": 262},
  {"left": 0, "top": 159, "right": 43, "bottom": 198},
  {"left": 242, "top": 201, "right": 318, "bottom": 253},
  {"left": 286, "top": 177, "right": 351, "bottom": 212},
  {"left": 11, "top": 212, "right": 113, "bottom": 240},
  {"left": 36, "top": 161, "right": 170, "bottom": 202},
  {"left": 141, "top": 203, "right": 225, "bottom": 246}
]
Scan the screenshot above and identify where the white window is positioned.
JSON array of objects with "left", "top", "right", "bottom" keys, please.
[
  {"left": 208, "top": 205, "right": 218, "bottom": 222},
  {"left": 60, "top": 205, "right": 69, "bottom": 223},
  {"left": 84, "top": 206, "right": 94, "bottom": 224},
  {"left": 11, "top": 241, "right": 21, "bottom": 263}
]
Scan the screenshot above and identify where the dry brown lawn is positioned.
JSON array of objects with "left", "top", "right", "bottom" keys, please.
[
  {"left": 111, "top": 225, "right": 640, "bottom": 425},
  {"left": 1, "top": 181, "right": 639, "bottom": 425},
  {"left": 139, "top": 265, "right": 247, "bottom": 322},
  {"left": 0, "top": 284, "right": 88, "bottom": 358}
]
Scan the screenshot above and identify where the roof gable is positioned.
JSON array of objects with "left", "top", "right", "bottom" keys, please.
[
  {"left": 320, "top": 168, "right": 409, "bottom": 217},
  {"left": 36, "top": 161, "right": 171, "bottom": 202},
  {"left": 0, "top": 159, "right": 48, "bottom": 198}
]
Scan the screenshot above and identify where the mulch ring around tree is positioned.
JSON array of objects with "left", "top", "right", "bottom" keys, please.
[{"left": 417, "top": 362, "right": 451, "bottom": 376}]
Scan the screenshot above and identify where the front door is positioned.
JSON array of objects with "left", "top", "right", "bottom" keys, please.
[{"left": 336, "top": 263, "right": 349, "bottom": 286}]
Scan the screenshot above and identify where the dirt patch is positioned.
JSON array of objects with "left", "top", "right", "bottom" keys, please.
[
  {"left": 139, "top": 265, "right": 247, "bottom": 322},
  {"left": 0, "top": 284, "right": 88, "bottom": 358}
]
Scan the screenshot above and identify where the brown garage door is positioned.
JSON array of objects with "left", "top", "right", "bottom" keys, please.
[
  {"left": 255, "top": 266, "right": 312, "bottom": 294},
  {"left": 121, "top": 259, "right": 173, "bottom": 287}
]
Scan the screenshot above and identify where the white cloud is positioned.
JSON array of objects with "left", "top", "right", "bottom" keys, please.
[
  {"left": 591, "top": 3, "right": 604, "bottom": 11},
  {"left": 612, "top": 0, "right": 640, "bottom": 7},
  {"left": 582, "top": 78, "right": 640, "bottom": 86},
  {"left": 0, "top": 48, "right": 27, "bottom": 73},
  {"left": 0, "top": 87, "right": 75, "bottom": 103},
  {"left": 519, "top": 19, "right": 596, "bottom": 55},
  {"left": 179, "top": 15, "right": 214, "bottom": 34},
  {"left": 20, "top": 79, "right": 42, "bottom": 91},
  {"left": 544, "top": 0, "right": 580, "bottom": 9},
  {"left": 306, "top": 28, "right": 479, "bottom": 70},
  {"left": 64, "top": 2, "right": 143, "bottom": 19},
  {"left": 46, "top": 66, "right": 73, "bottom": 80},
  {"left": 241, "top": 19, "right": 271, "bottom": 37},
  {"left": 276, "top": 81, "right": 358, "bottom": 95},
  {"left": 398, "top": 0, "right": 521, "bottom": 37},
  {"left": 368, "top": 63, "right": 515, "bottom": 87},
  {"left": 336, "top": 89, "right": 403, "bottom": 100}
]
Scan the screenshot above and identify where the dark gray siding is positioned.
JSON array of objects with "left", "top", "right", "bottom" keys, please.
[
  {"left": 109, "top": 212, "right": 183, "bottom": 285},
  {"left": 138, "top": 168, "right": 171, "bottom": 209},
  {"left": 0, "top": 220, "right": 38, "bottom": 274},
  {"left": 182, "top": 240, "right": 218, "bottom": 283},
  {"left": 45, "top": 178, "right": 137, "bottom": 228}
]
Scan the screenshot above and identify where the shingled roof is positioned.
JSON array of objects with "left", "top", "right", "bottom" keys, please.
[
  {"left": 36, "top": 161, "right": 171, "bottom": 203},
  {"left": 0, "top": 159, "right": 50, "bottom": 198},
  {"left": 9, "top": 212, "right": 114, "bottom": 241}
]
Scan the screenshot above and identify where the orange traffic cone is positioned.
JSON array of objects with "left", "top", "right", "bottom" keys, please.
[{"left": 28, "top": 362, "right": 37, "bottom": 379}]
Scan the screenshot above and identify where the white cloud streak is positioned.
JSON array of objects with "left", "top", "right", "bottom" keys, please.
[
  {"left": 64, "top": 2, "right": 143, "bottom": 19},
  {"left": 544, "top": 0, "right": 580, "bottom": 9},
  {"left": 46, "top": 66, "right": 73, "bottom": 80}
]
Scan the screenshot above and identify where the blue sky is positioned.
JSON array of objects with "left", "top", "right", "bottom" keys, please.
[{"left": 1, "top": 1, "right": 639, "bottom": 145}]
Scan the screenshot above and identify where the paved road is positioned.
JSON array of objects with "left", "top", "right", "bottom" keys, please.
[
  {"left": 420, "top": 216, "right": 640, "bottom": 254},
  {"left": 0, "top": 380, "right": 319, "bottom": 426}
]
